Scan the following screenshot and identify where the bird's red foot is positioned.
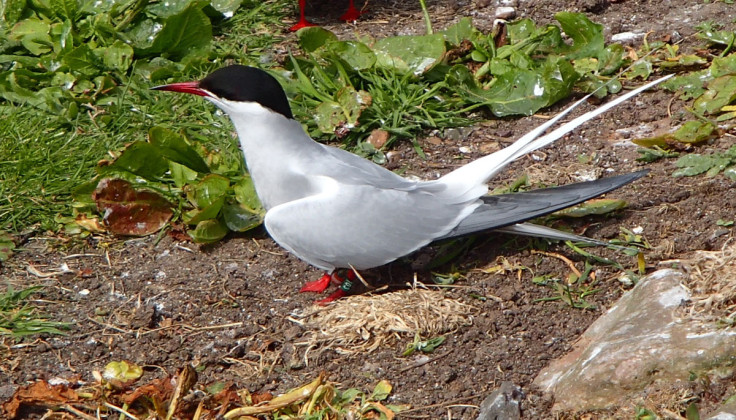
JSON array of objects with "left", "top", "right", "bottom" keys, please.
[
  {"left": 299, "top": 273, "right": 333, "bottom": 292},
  {"left": 340, "top": 0, "right": 364, "bottom": 22},
  {"left": 289, "top": 19, "right": 317, "bottom": 31},
  {"left": 316, "top": 288, "right": 347, "bottom": 306}
]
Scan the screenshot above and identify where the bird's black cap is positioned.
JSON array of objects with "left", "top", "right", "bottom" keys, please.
[{"left": 199, "top": 65, "right": 294, "bottom": 119}]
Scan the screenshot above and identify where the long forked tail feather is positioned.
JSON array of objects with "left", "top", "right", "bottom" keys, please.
[
  {"left": 438, "top": 170, "right": 648, "bottom": 240},
  {"left": 437, "top": 75, "right": 673, "bottom": 201}
]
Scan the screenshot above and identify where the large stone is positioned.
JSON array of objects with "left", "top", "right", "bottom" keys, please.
[
  {"left": 476, "top": 381, "right": 523, "bottom": 420},
  {"left": 534, "top": 269, "right": 736, "bottom": 412}
]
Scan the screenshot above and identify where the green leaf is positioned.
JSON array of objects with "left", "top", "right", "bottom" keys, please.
[
  {"left": 3, "top": 0, "right": 27, "bottom": 25},
  {"left": 555, "top": 12, "right": 604, "bottom": 59},
  {"left": 327, "top": 40, "right": 376, "bottom": 71},
  {"left": 210, "top": 0, "right": 242, "bottom": 15},
  {"left": 189, "top": 219, "right": 228, "bottom": 243},
  {"left": 222, "top": 203, "right": 262, "bottom": 232},
  {"left": 673, "top": 154, "right": 732, "bottom": 177},
  {"left": 49, "top": 0, "right": 78, "bottom": 21},
  {"left": 297, "top": 26, "right": 338, "bottom": 52},
  {"left": 374, "top": 33, "right": 446, "bottom": 75},
  {"left": 62, "top": 44, "right": 100, "bottom": 76},
  {"left": 101, "top": 40, "right": 134, "bottom": 72},
  {"left": 169, "top": 161, "right": 199, "bottom": 188},
  {"left": 693, "top": 75, "right": 736, "bottom": 115},
  {"left": 233, "top": 176, "right": 262, "bottom": 212},
  {"left": 149, "top": 126, "right": 210, "bottom": 173},
  {"left": 671, "top": 120, "right": 716, "bottom": 144},
  {"left": 183, "top": 196, "right": 225, "bottom": 225},
  {"left": 104, "top": 141, "right": 169, "bottom": 180},
  {"left": 441, "top": 17, "right": 477, "bottom": 46},
  {"left": 146, "top": 4, "right": 212, "bottom": 59},
  {"left": 10, "top": 18, "right": 53, "bottom": 55},
  {"left": 370, "top": 380, "right": 392, "bottom": 402},
  {"left": 187, "top": 174, "right": 229, "bottom": 208}
]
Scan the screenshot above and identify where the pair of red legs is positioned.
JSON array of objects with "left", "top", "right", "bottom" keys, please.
[
  {"left": 300, "top": 270, "right": 357, "bottom": 305},
  {"left": 290, "top": 0, "right": 364, "bottom": 31}
]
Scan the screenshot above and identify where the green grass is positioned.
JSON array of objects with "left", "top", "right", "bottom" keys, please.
[
  {"left": 0, "top": 0, "right": 290, "bottom": 234},
  {"left": 0, "top": 286, "right": 69, "bottom": 338}
]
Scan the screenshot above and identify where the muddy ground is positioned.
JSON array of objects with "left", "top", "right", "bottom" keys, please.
[{"left": 3, "top": 0, "right": 736, "bottom": 418}]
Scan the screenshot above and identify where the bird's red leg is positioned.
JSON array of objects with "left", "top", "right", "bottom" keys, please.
[
  {"left": 340, "top": 0, "right": 364, "bottom": 22},
  {"left": 299, "top": 272, "right": 333, "bottom": 292},
  {"left": 289, "top": 0, "right": 317, "bottom": 31},
  {"left": 316, "top": 270, "right": 356, "bottom": 305}
]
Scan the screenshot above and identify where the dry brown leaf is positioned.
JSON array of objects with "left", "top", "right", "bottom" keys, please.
[{"left": 2, "top": 380, "right": 79, "bottom": 419}]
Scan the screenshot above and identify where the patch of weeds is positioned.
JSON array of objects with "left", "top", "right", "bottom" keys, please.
[
  {"left": 672, "top": 144, "right": 736, "bottom": 179},
  {"left": 402, "top": 333, "right": 446, "bottom": 356},
  {"left": 532, "top": 261, "right": 600, "bottom": 310},
  {"left": 0, "top": 286, "right": 69, "bottom": 338}
]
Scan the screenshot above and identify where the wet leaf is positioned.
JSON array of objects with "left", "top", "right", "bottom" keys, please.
[
  {"left": 93, "top": 178, "right": 174, "bottom": 236},
  {"left": 187, "top": 174, "right": 229, "bottom": 209},
  {"left": 328, "top": 40, "right": 376, "bottom": 71},
  {"left": 222, "top": 203, "right": 262, "bottom": 232},
  {"left": 555, "top": 12, "right": 604, "bottom": 60},
  {"left": 144, "top": 4, "right": 212, "bottom": 59},
  {"left": 374, "top": 33, "right": 446, "bottom": 75},
  {"left": 297, "top": 26, "right": 338, "bottom": 52},
  {"left": 189, "top": 218, "right": 228, "bottom": 243}
]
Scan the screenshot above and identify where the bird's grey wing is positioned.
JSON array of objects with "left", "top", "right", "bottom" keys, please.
[
  {"left": 438, "top": 170, "right": 647, "bottom": 240},
  {"left": 263, "top": 176, "right": 475, "bottom": 271}
]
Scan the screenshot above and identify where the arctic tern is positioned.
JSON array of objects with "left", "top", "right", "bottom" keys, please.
[{"left": 153, "top": 65, "right": 671, "bottom": 302}]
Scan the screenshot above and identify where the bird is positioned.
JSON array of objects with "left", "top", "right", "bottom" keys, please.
[
  {"left": 153, "top": 65, "right": 671, "bottom": 303},
  {"left": 290, "top": 0, "right": 364, "bottom": 31}
]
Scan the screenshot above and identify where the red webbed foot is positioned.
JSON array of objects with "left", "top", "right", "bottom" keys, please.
[
  {"left": 299, "top": 273, "right": 333, "bottom": 293},
  {"left": 340, "top": 0, "right": 364, "bottom": 22},
  {"left": 290, "top": 0, "right": 318, "bottom": 31}
]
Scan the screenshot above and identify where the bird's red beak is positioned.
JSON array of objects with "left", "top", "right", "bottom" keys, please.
[{"left": 151, "top": 81, "right": 208, "bottom": 97}]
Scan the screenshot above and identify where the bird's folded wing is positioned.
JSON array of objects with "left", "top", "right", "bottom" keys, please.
[{"left": 437, "top": 170, "right": 647, "bottom": 240}]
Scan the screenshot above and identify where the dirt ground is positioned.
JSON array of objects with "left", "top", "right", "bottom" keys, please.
[{"left": 3, "top": 0, "right": 736, "bottom": 418}]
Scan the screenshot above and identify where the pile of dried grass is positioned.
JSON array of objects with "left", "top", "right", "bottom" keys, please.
[
  {"left": 292, "top": 288, "right": 476, "bottom": 356},
  {"left": 683, "top": 240, "right": 736, "bottom": 323}
]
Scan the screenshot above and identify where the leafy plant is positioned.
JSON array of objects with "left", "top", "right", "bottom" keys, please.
[
  {"left": 71, "top": 127, "right": 264, "bottom": 242},
  {"left": 672, "top": 144, "right": 736, "bottom": 179},
  {"left": 0, "top": 286, "right": 69, "bottom": 338}
]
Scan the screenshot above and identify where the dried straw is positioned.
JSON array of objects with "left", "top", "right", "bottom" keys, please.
[
  {"left": 294, "top": 288, "right": 476, "bottom": 355},
  {"left": 682, "top": 239, "right": 736, "bottom": 323}
]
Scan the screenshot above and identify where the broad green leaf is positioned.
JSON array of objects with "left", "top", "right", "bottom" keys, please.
[
  {"left": 149, "top": 126, "right": 210, "bottom": 173},
  {"left": 190, "top": 219, "right": 228, "bottom": 243},
  {"left": 210, "top": 0, "right": 241, "bottom": 15},
  {"left": 555, "top": 12, "right": 604, "bottom": 59},
  {"left": 3, "top": 0, "right": 27, "bottom": 25},
  {"left": 101, "top": 40, "right": 134, "bottom": 72},
  {"left": 11, "top": 18, "right": 53, "bottom": 55},
  {"left": 222, "top": 203, "right": 262, "bottom": 232},
  {"left": 187, "top": 174, "right": 229, "bottom": 208},
  {"left": 662, "top": 71, "right": 708, "bottom": 100},
  {"left": 183, "top": 196, "right": 224, "bottom": 225},
  {"left": 297, "top": 26, "right": 338, "bottom": 52},
  {"left": 146, "top": 4, "right": 212, "bottom": 59},
  {"left": 233, "top": 176, "right": 262, "bottom": 211},
  {"left": 327, "top": 40, "right": 376, "bottom": 71},
  {"left": 146, "top": 0, "right": 196, "bottom": 18},
  {"left": 673, "top": 154, "right": 732, "bottom": 177},
  {"left": 106, "top": 141, "right": 169, "bottom": 179},
  {"left": 693, "top": 75, "right": 736, "bottom": 115},
  {"left": 314, "top": 100, "right": 343, "bottom": 133},
  {"left": 597, "top": 44, "right": 625, "bottom": 75},
  {"left": 625, "top": 59, "right": 653, "bottom": 80},
  {"left": 711, "top": 53, "right": 736, "bottom": 77},
  {"left": 49, "top": 0, "right": 78, "bottom": 21},
  {"left": 374, "top": 33, "right": 446, "bottom": 75},
  {"left": 442, "top": 17, "right": 477, "bottom": 46},
  {"left": 169, "top": 161, "right": 199, "bottom": 188},
  {"left": 63, "top": 44, "right": 100, "bottom": 76},
  {"left": 671, "top": 121, "right": 716, "bottom": 144}
]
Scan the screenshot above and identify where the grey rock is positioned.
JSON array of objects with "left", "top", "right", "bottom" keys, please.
[
  {"left": 476, "top": 381, "right": 523, "bottom": 420},
  {"left": 534, "top": 269, "right": 736, "bottom": 412}
]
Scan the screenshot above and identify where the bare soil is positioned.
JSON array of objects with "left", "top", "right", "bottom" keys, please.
[{"left": 3, "top": 0, "right": 736, "bottom": 418}]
